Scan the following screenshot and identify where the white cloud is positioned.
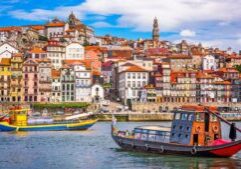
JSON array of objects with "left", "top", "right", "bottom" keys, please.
[
  {"left": 180, "top": 29, "right": 196, "bottom": 37},
  {"left": 7, "top": 0, "right": 241, "bottom": 50},
  {"left": 9, "top": 6, "right": 86, "bottom": 21},
  {"left": 91, "top": 21, "right": 114, "bottom": 28},
  {"left": 9, "top": 0, "right": 241, "bottom": 30}
]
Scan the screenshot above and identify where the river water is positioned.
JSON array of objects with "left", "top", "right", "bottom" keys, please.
[{"left": 0, "top": 122, "right": 241, "bottom": 169}]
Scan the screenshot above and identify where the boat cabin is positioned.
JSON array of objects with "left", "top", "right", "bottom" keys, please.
[
  {"left": 133, "top": 126, "right": 171, "bottom": 143},
  {"left": 130, "top": 105, "right": 222, "bottom": 146},
  {"left": 9, "top": 106, "right": 29, "bottom": 126},
  {"left": 170, "top": 105, "right": 221, "bottom": 146}
]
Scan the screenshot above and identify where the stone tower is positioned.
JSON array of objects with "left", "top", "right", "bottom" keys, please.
[
  {"left": 68, "top": 12, "right": 81, "bottom": 27},
  {"left": 152, "top": 17, "right": 160, "bottom": 41}
]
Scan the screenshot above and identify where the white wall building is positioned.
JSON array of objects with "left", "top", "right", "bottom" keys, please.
[
  {"left": 46, "top": 41, "right": 66, "bottom": 69},
  {"left": 91, "top": 84, "right": 104, "bottom": 102},
  {"left": 45, "top": 18, "right": 69, "bottom": 39},
  {"left": 51, "top": 69, "right": 61, "bottom": 102},
  {"left": 74, "top": 64, "right": 92, "bottom": 102},
  {"left": 118, "top": 65, "right": 149, "bottom": 104},
  {"left": 202, "top": 55, "right": 217, "bottom": 70},
  {"left": 0, "top": 42, "right": 18, "bottom": 59},
  {"left": 65, "top": 43, "right": 85, "bottom": 60}
]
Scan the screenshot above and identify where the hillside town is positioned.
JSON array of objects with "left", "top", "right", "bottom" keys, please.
[{"left": 1, "top": 13, "right": 241, "bottom": 112}]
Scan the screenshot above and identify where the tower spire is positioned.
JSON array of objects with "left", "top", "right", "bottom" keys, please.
[{"left": 152, "top": 17, "right": 160, "bottom": 41}]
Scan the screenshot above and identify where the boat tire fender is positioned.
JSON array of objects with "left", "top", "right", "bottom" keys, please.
[
  {"left": 191, "top": 147, "right": 197, "bottom": 155},
  {"left": 159, "top": 146, "right": 164, "bottom": 153},
  {"left": 145, "top": 144, "right": 149, "bottom": 151},
  {"left": 195, "top": 127, "right": 201, "bottom": 133},
  {"left": 212, "top": 126, "right": 218, "bottom": 133}
]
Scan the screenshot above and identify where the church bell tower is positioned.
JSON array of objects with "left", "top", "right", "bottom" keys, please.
[{"left": 152, "top": 17, "right": 160, "bottom": 41}]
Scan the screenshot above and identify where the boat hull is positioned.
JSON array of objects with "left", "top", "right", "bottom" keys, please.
[
  {"left": 112, "top": 135, "right": 241, "bottom": 158},
  {"left": 0, "top": 119, "right": 97, "bottom": 132}
]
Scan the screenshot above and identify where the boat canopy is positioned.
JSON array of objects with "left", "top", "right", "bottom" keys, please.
[
  {"left": 134, "top": 125, "right": 171, "bottom": 132},
  {"left": 179, "top": 105, "right": 218, "bottom": 113}
]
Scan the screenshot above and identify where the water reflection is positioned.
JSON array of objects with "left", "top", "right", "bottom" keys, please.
[{"left": 120, "top": 150, "right": 241, "bottom": 169}]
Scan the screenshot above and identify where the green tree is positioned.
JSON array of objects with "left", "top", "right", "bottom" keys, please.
[
  {"left": 234, "top": 65, "right": 241, "bottom": 73},
  {"left": 38, "top": 35, "right": 48, "bottom": 41}
]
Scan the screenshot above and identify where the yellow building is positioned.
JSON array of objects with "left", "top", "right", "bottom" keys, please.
[
  {"left": 10, "top": 53, "right": 23, "bottom": 102},
  {"left": 0, "top": 58, "right": 11, "bottom": 102}
]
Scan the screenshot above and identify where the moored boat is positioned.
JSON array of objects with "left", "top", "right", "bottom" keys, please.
[
  {"left": 111, "top": 105, "right": 241, "bottom": 157},
  {"left": 0, "top": 106, "right": 97, "bottom": 132}
]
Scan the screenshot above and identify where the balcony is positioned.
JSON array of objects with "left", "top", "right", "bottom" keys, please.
[
  {"left": 39, "top": 88, "right": 52, "bottom": 92},
  {"left": 39, "top": 80, "right": 52, "bottom": 84}
]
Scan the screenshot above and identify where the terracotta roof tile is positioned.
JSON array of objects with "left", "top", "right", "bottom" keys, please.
[
  {"left": 122, "top": 65, "right": 148, "bottom": 73},
  {"left": 181, "top": 105, "right": 217, "bottom": 112},
  {"left": 213, "top": 81, "right": 231, "bottom": 85},
  {"left": 0, "top": 58, "right": 11, "bottom": 66},
  {"left": 0, "top": 26, "right": 21, "bottom": 32},
  {"left": 51, "top": 69, "right": 61, "bottom": 78},
  {"left": 92, "top": 71, "right": 101, "bottom": 76},
  {"left": 62, "top": 60, "right": 84, "bottom": 66},
  {"left": 28, "top": 47, "right": 46, "bottom": 54},
  {"left": 46, "top": 21, "right": 65, "bottom": 27},
  {"left": 31, "top": 25, "right": 45, "bottom": 30}
]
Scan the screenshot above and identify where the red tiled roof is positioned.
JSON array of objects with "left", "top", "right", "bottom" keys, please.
[
  {"left": 12, "top": 53, "right": 23, "bottom": 57},
  {"left": 169, "top": 54, "right": 191, "bottom": 59},
  {"left": 92, "top": 71, "right": 101, "bottom": 76},
  {"left": 218, "top": 68, "right": 238, "bottom": 73},
  {"left": 46, "top": 21, "right": 65, "bottom": 27},
  {"left": 52, "top": 69, "right": 61, "bottom": 78},
  {"left": 213, "top": 81, "right": 231, "bottom": 85},
  {"left": 63, "top": 60, "right": 84, "bottom": 66},
  {"left": 0, "top": 58, "right": 11, "bottom": 66},
  {"left": 0, "top": 26, "right": 21, "bottom": 32},
  {"left": 181, "top": 105, "right": 218, "bottom": 112},
  {"left": 197, "top": 72, "right": 215, "bottom": 79},
  {"left": 35, "top": 58, "right": 51, "bottom": 63},
  {"left": 85, "top": 46, "right": 108, "bottom": 52},
  {"left": 122, "top": 65, "right": 148, "bottom": 73},
  {"left": 28, "top": 47, "right": 46, "bottom": 54},
  {"left": 31, "top": 25, "right": 45, "bottom": 30}
]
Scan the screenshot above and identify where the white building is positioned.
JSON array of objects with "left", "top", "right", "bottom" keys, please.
[
  {"left": 27, "top": 47, "right": 47, "bottom": 59},
  {"left": 73, "top": 63, "right": 92, "bottom": 102},
  {"left": 65, "top": 42, "right": 84, "bottom": 60},
  {"left": 51, "top": 69, "right": 61, "bottom": 102},
  {"left": 46, "top": 40, "right": 66, "bottom": 69},
  {"left": 202, "top": 55, "right": 217, "bottom": 70},
  {"left": 118, "top": 65, "right": 149, "bottom": 104},
  {"left": 162, "top": 63, "right": 171, "bottom": 99},
  {"left": 0, "top": 27, "right": 20, "bottom": 43},
  {"left": 0, "top": 42, "right": 18, "bottom": 59},
  {"left": 91, "top": 84, "right": 104, "bottom": 102},
  {"left": 45, "top": 18, "right": 69, "bottom": 39}
]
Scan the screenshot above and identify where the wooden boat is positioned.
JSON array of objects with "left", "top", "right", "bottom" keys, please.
[
  {"left": 0, "top": 106, "right": 97, "bottom": 132},
  {"left": 111, "top": 105, "right": 241, "bottom": 157}
]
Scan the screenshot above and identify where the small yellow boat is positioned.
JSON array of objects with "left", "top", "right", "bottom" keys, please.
[{"left": 0, "top": 106, "right": 97, "bottom": 132}]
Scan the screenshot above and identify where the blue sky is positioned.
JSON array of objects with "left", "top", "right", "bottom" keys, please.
[{"left": 0, "top": 0, "right": 241, "bottom": 51}]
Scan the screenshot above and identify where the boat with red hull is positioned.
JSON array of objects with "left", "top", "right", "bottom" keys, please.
[{"left": 111, "top": 105, "right": 241, "bottom": 157}]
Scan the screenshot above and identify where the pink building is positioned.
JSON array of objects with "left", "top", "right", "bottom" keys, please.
[{"left": 23, "top": 59, "right": 39, "bottom": 102}]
